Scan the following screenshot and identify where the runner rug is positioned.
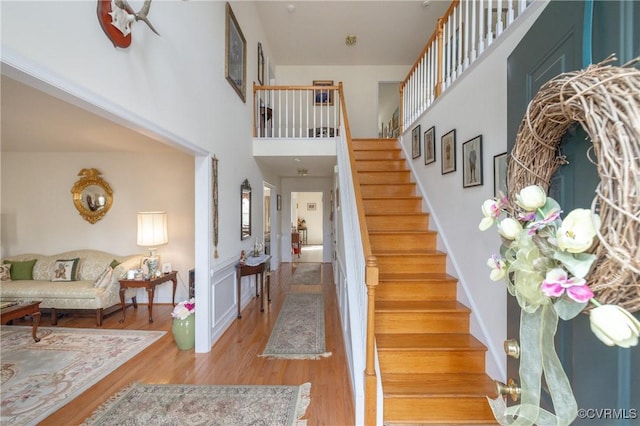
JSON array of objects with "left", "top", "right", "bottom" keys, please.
[
  {"left": 261, "top": 293, "right": 331, "bottom": 359},
  {"left": 81, "top": 382, "right": 311, "bottom": 426},
  {"left": 0, "top": 326, "right": 165, "bottom": 425},
  {"left": 290, "top": 263, "right": 322, "bottom": 293}
]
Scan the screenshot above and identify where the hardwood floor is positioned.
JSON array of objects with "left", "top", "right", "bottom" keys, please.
[{"left": 11, "top": 263, "right": 354, "bottom": 425}]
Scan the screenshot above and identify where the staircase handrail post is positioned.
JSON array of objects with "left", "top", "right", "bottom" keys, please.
[{"left": 364, "top": 255, "right": 379, "bottom": 425}]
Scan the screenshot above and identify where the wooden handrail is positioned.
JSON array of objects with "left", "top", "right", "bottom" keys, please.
[{"left": 338, "top": 82, "right": 379, "bottom": 426}]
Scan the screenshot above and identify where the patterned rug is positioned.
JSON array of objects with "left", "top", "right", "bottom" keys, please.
[
  {"left": 261, "top": 293, "right": 331, "bottom": 359},
  {"left": 291, "top": 263, "right": 321, "bottom": 284},
  {"left": 81, "top": 382, "right": 311, "bottom": 425},
  {"left": 0, "top": 326, "right": 165, "bottom": 425}
]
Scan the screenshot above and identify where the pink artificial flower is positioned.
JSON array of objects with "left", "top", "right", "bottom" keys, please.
[
  {"left": 526, "top": 209, "right": 562, "bottom": 235},
  {"left": 541, "top": 268, "right": 594, "bottom": 303}
]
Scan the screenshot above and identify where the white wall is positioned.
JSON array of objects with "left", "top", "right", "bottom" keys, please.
[
  {"left": 1, "top": 151, "right": 194, "bottom": 303},
  {"left": 295, "top": 191, "right": 323, "bottom": 244},
  {"left": 401, "top": 3, "right": 548, "bottom": 380},
  {"left": 276, "top": 65, "right": 409, "bottom": 138}
]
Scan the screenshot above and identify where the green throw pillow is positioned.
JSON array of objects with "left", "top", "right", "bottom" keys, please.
[
  {"left": 110, "top": 259, "right": 121, "bottom": 269},
  {"left": 3, "top": 259, "right": 37, "bottom": 280}
]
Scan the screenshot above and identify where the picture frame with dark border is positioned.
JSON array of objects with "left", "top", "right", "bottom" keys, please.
[
  {"left": 424, "top": 126, "right": 436, "bottom": 165},
  {"left": 441, "top": 129, "right": 456, "bottom": 174},
  {"left": 493, "top": 152, "right": 508, "bottom": 196},
  {"left": 225, "top": 2, "right": 246, "bottom": 102},
  {"left": 313, "top": 80, "right": 334, "bottom": 106},
  {"left": 412, "top": 125, "right": 421, "bottom": 159},
  {"left": 257, "top": 42, "right": 264, "bottom": 85},
  {"left": 462, "top": 135, "right": 483, "bottom": 188}
]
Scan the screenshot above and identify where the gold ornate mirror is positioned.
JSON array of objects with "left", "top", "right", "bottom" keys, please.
[{"left": 71, "top": 168, "right": 113, "bottom": 224}]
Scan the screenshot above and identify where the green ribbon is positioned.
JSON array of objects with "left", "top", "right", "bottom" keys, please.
[{"left": 488, "top": 303, "right": 577, "bottom": 425}]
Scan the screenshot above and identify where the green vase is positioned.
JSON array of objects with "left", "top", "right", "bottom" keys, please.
[{"left": 171, "top": 315, "right": 195, "bottom": 350}]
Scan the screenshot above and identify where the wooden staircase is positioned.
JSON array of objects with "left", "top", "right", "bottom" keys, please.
[{"left": 353, "top": 138, "right": 497, "bottom": 424}]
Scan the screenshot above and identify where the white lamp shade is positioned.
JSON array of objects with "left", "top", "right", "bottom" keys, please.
[{"left": 137, "top": 212, "right": 168, "bottom": 248}]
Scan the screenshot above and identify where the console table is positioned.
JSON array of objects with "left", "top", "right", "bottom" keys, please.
[
  {"left": 235, "top": 255, "right": 271, "bottom": 319},
  {"left": 119, "top": 271, "right": 177, "bottom": 323}
]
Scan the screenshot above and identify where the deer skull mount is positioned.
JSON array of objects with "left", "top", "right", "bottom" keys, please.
[{"left": 97, "top": 0, "right": 159, "bottom": 48}]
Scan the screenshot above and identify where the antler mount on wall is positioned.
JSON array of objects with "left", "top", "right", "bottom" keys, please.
[{"left": 97, "top": 0, "right": 159, "bottom": 48}]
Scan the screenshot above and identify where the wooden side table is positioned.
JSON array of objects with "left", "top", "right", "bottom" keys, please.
[
  {"left": 119, "top": 271, "right": 177, "bottom": 323},
  {"left": 235, "top": 256, "right": 271, "bottom": 319},
  {"left": 1, "top": 301, "right": 41, "bottom": 342}
]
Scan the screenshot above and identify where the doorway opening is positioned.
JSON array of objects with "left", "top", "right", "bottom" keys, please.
[{"left": 291, "top": 191, "right": 323, "bottom": 263}]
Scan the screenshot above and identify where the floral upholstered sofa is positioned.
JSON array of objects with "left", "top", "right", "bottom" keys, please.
[{"left": 0, "top": 250, "right": 142, "bottom": 326}]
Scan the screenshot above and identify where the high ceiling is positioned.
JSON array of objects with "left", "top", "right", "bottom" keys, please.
[{"left": 1, "top": 1, "right": 447, "bottom": 176}]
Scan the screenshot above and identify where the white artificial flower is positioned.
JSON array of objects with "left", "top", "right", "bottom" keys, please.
[
  {"left": 590, "top": 304, "right": 640, "bottom": 348},
  {"left": 515, "top": 185, "right": 547, "bottom": 211},
  {"left": 487, "top": 255, "right": 507, "bottom": 281},
  {"left": 497, "top": 217, "right": 523, "bottom": 240},
  {"left": 556, "top": 209, "right": 601, "bottom": 253},
  {"left": 479, "top": 198, "right": 504, "bottom": 231}
]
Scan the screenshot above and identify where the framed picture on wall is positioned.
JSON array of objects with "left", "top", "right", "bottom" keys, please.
[
  {"left": 257, "top": 42, "right": 265, "bottom": 85},
  {"left": 424, "top": 126, "right": 436, "bottom": 165},
  {"left": 313, "top": 80, "right": 334, "bottom": 106},
  {"left": 412, "top": 125, "right": 421, "bottom": 159},
  {"left": 225, "top": 2, "right": 246, "bottom": 102},
  {"left": 441, "top": 129, "right": 456, "bottom": 174},
  {"left": 493, "top": 152, "right": 508, "bottom": 196},
  {"left": 276, "top": 194, "right": 282, "bottom": 211},
  {"left": 307, "top": 202, "right": 317, "bottom": 211},
  {"left": 462, "top": 135, "right": 483, "bottom": 188}
]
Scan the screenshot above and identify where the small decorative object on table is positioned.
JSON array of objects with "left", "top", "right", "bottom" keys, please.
[{"left": 171, "top": 298, "right": 195, "bottom": 351}]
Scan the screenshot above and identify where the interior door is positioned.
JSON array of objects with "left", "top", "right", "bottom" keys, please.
[{"left": 506, "top": 1, "right": 639, "bottom": 423}]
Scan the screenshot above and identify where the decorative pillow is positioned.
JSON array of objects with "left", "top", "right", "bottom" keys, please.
[
  {"left": 110, "top": 259, "right": 121, "bottom": 269},
  {"left": 51, "top": 258, "right": 80, "bottom": 282},
  {"left": 0, "top": 264, "right": 11, "bottom": 281},
  {"left": 94, "top": 266, "right": 113, "bottom": 289},
  {"left": 3, "top": 259, "right": 37, "bottom": 280}
]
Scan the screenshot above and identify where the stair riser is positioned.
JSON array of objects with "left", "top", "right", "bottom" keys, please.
[
  {"left": 354, "top": 150, "right": 403, "bottom": 160},
  {"left": 356, "top": 160, "right": 407, "bottom": 171},
  {"left": 379, "top": 351, "right": 486, "bottom": 374},
  {"left": 363, "top": 199, "right": 422, "bottom": 213},
  {"left": 370, "top": 233, "right": 437, "bottom": 251},
  {"left": 353, "top": 140, "right": 399, "bottom": 150},
  {"left": 375, "top": 312, "right": 469, "bottom": 334},
  {"left": 366, "top": 215, "right": 430, "bottom": 230},
  {"left": 376, "top": 282, "right": 456, "bottom": 301},
  {"left": 360, "top": 185, "right": 415, "bottom": 197},
  {"left": 384, "top": 397, "right": 495, "bottom": 423},
  {"left": 358, "top": 171, "right": 412, "bottom": 184},
  {"left": 376, "top": 256, "right": 446, "bottom": 273}
]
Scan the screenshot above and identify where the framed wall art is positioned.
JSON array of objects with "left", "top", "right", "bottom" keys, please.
[
  {"left": 225, "top": 2, "right": 246, "bottom": 102},
  {"left": 493, "top": 152, "right": 508, "bottom": 196},
  {"left": 441, "top": 129, "right": 456, "bottom": 174},
  {"left": 313, "top": 80, "right": 334, "bottom": 106},
  {"left": 307, "top": 202, "right": 317, "bottom": 211},
  {"left": 412, "top": 125, "right": 421, "bottom": 159},
  {"left": 257, "top": 42, "right": 264, "bottom": 85},
  {"left": 424, "top": 126, "right": 436, "bottom": 165},
  {"left": 276, "top": 194, "right": 282, "bottom": 211},
  {"left": 462, "top": 135, "right": 483, "bottom": 188}
]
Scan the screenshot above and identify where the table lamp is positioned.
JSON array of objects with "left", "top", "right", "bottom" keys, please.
[{"left": 137, "top": 211, "right": 168, "bottom": 277}]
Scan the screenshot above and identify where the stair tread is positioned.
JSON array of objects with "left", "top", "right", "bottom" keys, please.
[
  {"left": 377, "top": 333, "right": 487, "bottom": 350},
  {"left": 376, "top": 300, "right": 470, "bottom": 312},
  {"left": 371, "top": 230, "right": 436, "bottom": 236},
  {"left": 374, "top": 249, "right": 445, "bottom": 256},
  {"left": 383, "top": 373, "right": 497, "bottom": 397},
  {"left": 379, "top": 272, "right": 456, "bottom": 282}
]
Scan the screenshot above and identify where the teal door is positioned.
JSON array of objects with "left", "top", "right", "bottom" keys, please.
[{"left": 506, "top": 1, "right": 639, "bottom": 424}]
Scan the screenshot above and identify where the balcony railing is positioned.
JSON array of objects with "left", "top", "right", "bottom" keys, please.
[
  {"left": 253, "top": 83, "right": 341, "bottom": 139},
  {"left": 401, "top": 0, "right": 531, "bottom": 131}
]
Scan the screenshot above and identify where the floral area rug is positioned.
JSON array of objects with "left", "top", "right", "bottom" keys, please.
[
  {"left": 81, "top": 382, "right": 311, "bottom": 426},
  {"left": 0, "top": 326, "right": 165, "bottom": 425},
  {"left": 261, "top": 293, "right": 331, "bottom": 359}
]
